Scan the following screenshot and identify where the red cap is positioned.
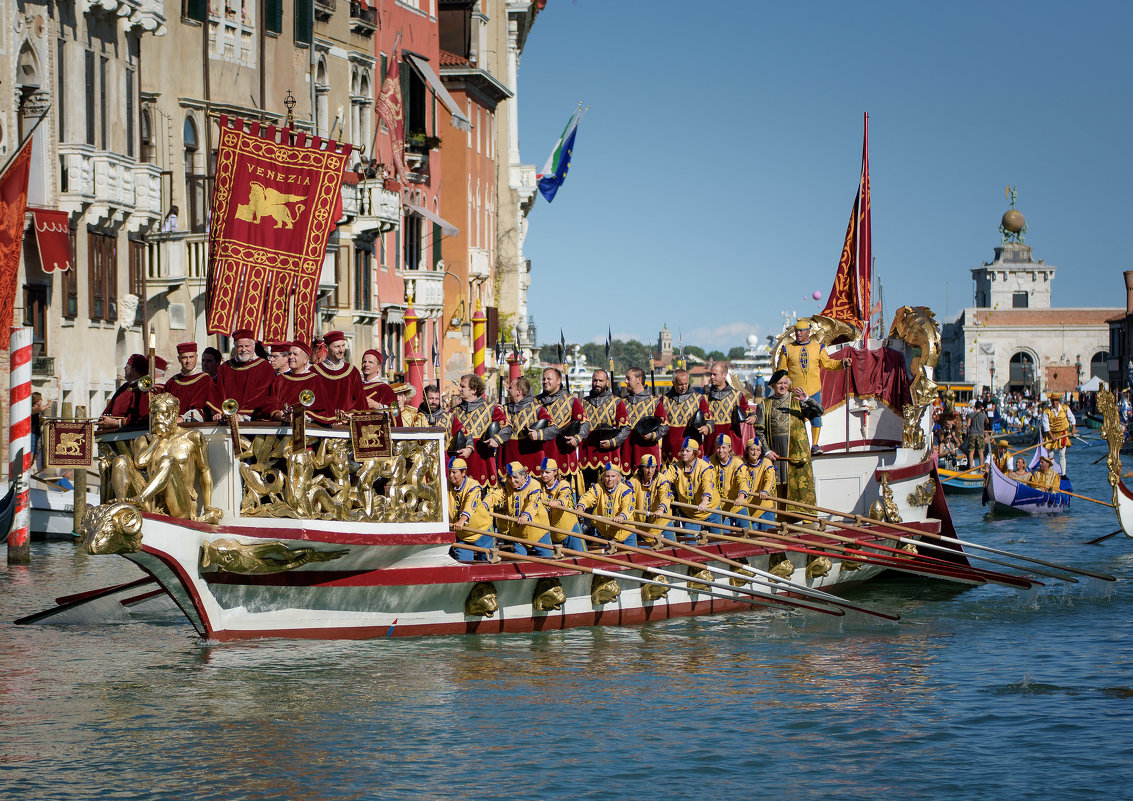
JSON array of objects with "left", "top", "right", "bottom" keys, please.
[
  {"left": 153, "top": 356, "right": 169, "bottom": 372},
  {"left": 290, "top": 340, "right": 312, "bottom": 357},
  {"left": 176, "top": 342, "right": 198, "bottom": 355},
  {"left": 363, "top": 348, "right": 384, "bottom": 365},
  {"left": 323, "top": 330, "right": 346, "bottom": 345},
  {"left": 269, "top": 342, "right": 291, "bottom": 355},
  {"left": 127, "top": 354, "right": 148, "bottom": 374},
  {"left": 231, "top": 328, "right": 255, "bottom": 341}
]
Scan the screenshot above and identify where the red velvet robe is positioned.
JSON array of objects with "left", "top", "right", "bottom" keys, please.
[
  {"left": 209, "top": 358, "right": 276, "bottom": 419},
  {"left": 164, "top": 371, "right": 216, "bottom": 419},
  {"left": 102, "top": 382, "right": 148, "bottom": 429},
  {"left": 451, "top": 399, "right": 507, "bottom": 486},
  {"left": 271, "top": 370, "right": 332, "bottom": 424},
  {"left": 362, "top": 378, "right": 396, "bottom": 409},
  {"left": 313, "top": 362, "right": 366, "bottom": 414}
]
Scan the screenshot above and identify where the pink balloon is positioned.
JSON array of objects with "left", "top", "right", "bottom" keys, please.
[{"left": 812, "top": 290, "right": 822, "bottom": 300}]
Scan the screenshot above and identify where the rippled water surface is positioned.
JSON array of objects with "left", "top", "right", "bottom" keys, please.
[{"left": 3, "top": 447, "right": 1133, "bottom": 800}]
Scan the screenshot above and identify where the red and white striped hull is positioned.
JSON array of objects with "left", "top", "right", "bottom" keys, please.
[{"left": 122, "top": 511, "right": 944, "bottom": 641}]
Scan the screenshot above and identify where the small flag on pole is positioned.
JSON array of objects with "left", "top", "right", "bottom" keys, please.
[
  {"left": 558, "top": 329, "right": 566, "bottom": 365},
  {"left": 537, "top": 106, "right": 585, "bottom": 203}
]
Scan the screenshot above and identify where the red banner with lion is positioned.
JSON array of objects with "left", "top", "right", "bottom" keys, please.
[{"left": 206, "top": 116, "right": 352, "bottom": 343}]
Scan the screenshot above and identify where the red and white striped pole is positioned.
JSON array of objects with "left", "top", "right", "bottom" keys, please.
[{"left": 8, "top": 326, "right": 32, "bottom": 564}]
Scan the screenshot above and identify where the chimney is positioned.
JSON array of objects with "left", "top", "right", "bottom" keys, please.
[{"left": 1125, "top": 271, "right": 1133, "bottom": 314}]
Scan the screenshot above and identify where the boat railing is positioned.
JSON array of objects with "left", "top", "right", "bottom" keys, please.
[{"left": 95, "top": 423, "right": 449, "bottom": 530}]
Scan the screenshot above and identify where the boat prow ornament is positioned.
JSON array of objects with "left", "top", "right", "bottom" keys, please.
[
  {"left": 80, "top": 501, "right": 144, "bottom": 555},
  {"left": 199, "top": 538, "right": 348, "bottom": 575}
]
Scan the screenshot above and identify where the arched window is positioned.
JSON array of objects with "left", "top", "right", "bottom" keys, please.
[
  {"left": 1091, "top": 351, "right": 1110, "bottom": 381},
  {"left": 1009, "top": 351, "right": 1036, "bottom": 393},
  {"left": 183, "top": 116, "right": 206, "bottom": 232}
]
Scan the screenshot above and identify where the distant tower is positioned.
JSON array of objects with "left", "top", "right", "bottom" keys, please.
[
  {"left": 658, "top": 325, "right": 673, "bottom": 362},
  {"left": 972, "top": 190, "right": 1055, "bottom": 309}
]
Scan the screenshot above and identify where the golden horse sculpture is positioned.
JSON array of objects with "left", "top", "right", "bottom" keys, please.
[
  {"left": 889, "top": 305, "right": 943, "bottom": 452},
  {"left": 103, "top": 393, "right": 223, "bottom": 524}
]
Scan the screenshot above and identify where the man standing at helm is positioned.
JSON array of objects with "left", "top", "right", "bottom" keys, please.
[
  {"left": 776, "top": 318, "right": 850, "bottom": 455},
  {"left": 1041, "top": 392, "right": 1077, "bottom": 475}
]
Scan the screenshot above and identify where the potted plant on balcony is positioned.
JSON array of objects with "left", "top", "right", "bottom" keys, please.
[{"left": 406, "top": 132, "right": 442, "bottom": 152}]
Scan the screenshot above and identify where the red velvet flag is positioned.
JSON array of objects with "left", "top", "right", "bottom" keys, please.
[
  {"left": 28, "top": 208, "right": 73, "bottom": 273},
  {"left": 206, "top": 117, "right": 352, "bottom": 343},
  {"left": 822, "top": 113, "right": 872, "bottom": 337},
  {"left": 375, "top": 51, "right": 408, "bottom": 183},
  {"left": 0, "top": 138, "right": 32, "bottom": 339}
]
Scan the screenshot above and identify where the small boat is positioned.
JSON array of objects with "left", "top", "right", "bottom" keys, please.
[
  {"left": 30, "top": 476, "right": 101, "bottom": 541},
  {"left": 983, "top": 461, "right": 1070, "bottom": 515},
  {"left": 937, "top": 467, "right": 986, "bottom": 495}
]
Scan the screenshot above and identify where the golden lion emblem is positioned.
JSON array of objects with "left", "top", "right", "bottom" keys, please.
[
  {"left": 235, "top": 181, "right": 307, "bottom": 229},
  {"left": 56, "top": 432, "right": 84, "bottom": 456}
]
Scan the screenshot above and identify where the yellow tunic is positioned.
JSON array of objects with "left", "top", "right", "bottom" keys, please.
[
  {"left": 629, "top": 473, "right": 673, "bottom": 536},
  {"left": 776, "top": 341, "right": 844, "bottom": 397},
  {"left": 1027, "top": 468, "right": 1061, "bottom": 493},
  {"left": 484, "top": 477, "right": 549, "bottom": 542},
  {"left": 448, "top": 477, "right": 493, "bottom": 544},
  {"left": 666, "top": 458, "right": 720, "bottom": 521},
  {"left": 577, "top": 481, "right": 636, "bottom": 542},
  {"left": 1044, "top": 404, "right": 1072, "bottom": 449},
  {"left": 711, "top": 454, "right": 750, "bottom": 515},
  {"left": 744, "top": 458, "right": 776, "bottom": 514},
  {"left": 541, "top": 478, "right": 580, "bottom": 543}
]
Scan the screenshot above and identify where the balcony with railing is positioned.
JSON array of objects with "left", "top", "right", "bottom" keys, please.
[
  {"left": 343, "top": 178, "right": 401, "bottom": 233},
  {"left": 349, "top": 1, "right": 377, "bottom": 35},
  {"left": 59, "top": 145, "right": 163, "bottom": 229},
  {"left": 146, "top": 232, "right": 209, "bottom": 294},
  {"left": 400, "top": 269, "right": 445, "bottom": 315}
]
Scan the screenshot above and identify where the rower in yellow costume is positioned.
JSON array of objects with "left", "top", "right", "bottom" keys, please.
[
  {"left": 577, "top": 464, "right": 637, "bottom": 546},
  {"left": 484, "top": 462, "right": 552, "bottom": 557},
  {"left": 629, "top": 454, "right": 673, "bottom": 544},
  {"left": 776, "top": 318, "right": 849, "bottom": 454},
  {"left": 447, "top": 457, "right": 494, "bottom": 562},
  {"left": 1041, "top": 393, "right": 1076, "bottom": 475}
]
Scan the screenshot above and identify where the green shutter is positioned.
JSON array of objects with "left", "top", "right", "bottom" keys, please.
[
  {"left": 265, "top": 0, "right": 283, "bottom": 34},
  {"left": 294, "top": 0, "right": 312, "bottom": 45},
  {"left": 432, "top": 222, "right": 441, "bottom": 268},
  {"left": 185, "top": 0, "right": 207, "bottom": 23}
]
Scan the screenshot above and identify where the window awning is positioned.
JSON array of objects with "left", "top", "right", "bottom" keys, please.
[
  {"left": 404, "top": 54, "right": 473, "bottom": 132},
  {"left": 27, "top": 208, "right": 72, "bottom": 273},
  {"left": 404, "top": 201, "right": 459, "bottom": 237}
]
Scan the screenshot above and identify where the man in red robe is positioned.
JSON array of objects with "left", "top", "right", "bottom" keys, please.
[
  {"left": 313, "top": 330, "right": 365, "bottom": 416},
  {"left": 208, "top": 329, "right": 276, "bottom": 421},
  {"left": 622, "top": 366, "right": 666, "bottom": 469},
  {"left": 267, "top": 342, "right": 291, "bottom": 376},
  {"left": 270, "top": 341, "right": 330, "bottom": 424},
  {"left": 97, "top": 353, "right": 149, "bottom": 431},
  {"left": 164, "top": 342, "right": 216, "bottom": 422},
  {"left": 361, "top": 348, "right": 395, "bottom": 408}
]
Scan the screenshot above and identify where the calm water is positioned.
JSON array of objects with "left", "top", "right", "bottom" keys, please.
[{"left": 3, "top": 446, "right": 1132, "bottom": 801}]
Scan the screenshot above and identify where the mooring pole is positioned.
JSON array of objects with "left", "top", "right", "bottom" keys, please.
[{"left": 8, "top": 327, "right": 32, "bottom": 564}]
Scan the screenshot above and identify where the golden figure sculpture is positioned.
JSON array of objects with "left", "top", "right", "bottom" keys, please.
[
  {"left": 640, "top": 574, "right": 671, "bottom": 602},
  {"left": 533, "top": 577, "right": 567, "bottom": 611},
  {"left": 465, "top": 582, "right": 499, "bottom": 617},
  {"left": 199, "top": 538, "right": 348, "bottom": 575},
  {"left": 1097, "top": 389, "right": 1124, "bottom": 509},
  {"left": 590, "top": 575, "right": 622, "bottom": 605},
  {"left": 108, "top": 393, "right": 222, "bottom": 524}
]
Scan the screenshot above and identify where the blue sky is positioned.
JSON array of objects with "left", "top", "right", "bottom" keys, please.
[{"left": 515, "top": 1, "right": 1133, "bottom": 350}]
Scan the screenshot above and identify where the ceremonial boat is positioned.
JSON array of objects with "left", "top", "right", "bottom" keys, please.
[
  {"left": 39, "top": 305, "right": 984, "bottom": 641},
  {"left": 982, "top": 461, "right": 1071, "bottom": 516}
]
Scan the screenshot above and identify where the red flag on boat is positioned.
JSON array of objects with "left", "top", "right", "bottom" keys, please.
[
  {"left": 205, "top": 116, "right": 352, "bottom": 343},
  {"left": 822, "top": 113, "right": 872, "bottom": 337},
  {"left": 375, "top": 49, "right": 408, "bottom": 183},
  {"left": 0, "top": 138, "right": 33, "bottom": 339}
]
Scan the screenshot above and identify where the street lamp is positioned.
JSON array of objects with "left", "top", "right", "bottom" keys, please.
[{"left": 989, "top": 364, "right": 996, "bottom": 397}]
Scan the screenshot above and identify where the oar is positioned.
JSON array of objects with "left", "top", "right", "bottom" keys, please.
[
  {"left": 758, "top": 491, "right": 1116, "bottom": 582},
  {"left": 711, "top": 500, "right": 1040, "bottom": 589},
  {"left": 655, "top": 506, "right": 1000, "bottom": 587},
  {"left": 562, "top": 506, "right": 911, "bottom": 616},
  {"left": 492, "top": 511, "right": 900, "bottom": 620},
  {"left": 1085, "top": 530, "right": 1123, "bottom": 546},
  {"left": 1054, "top": 487, "right": 1115, "bottom": 508},
  {"left": 466, "top": 526, "right": 844, "bottom": 616},
  {"left": 944, "top": 441, "right": 1043, "bottom": 481},
  {"left": 14, "top": 577, "right": 159, "bottom": 625}
]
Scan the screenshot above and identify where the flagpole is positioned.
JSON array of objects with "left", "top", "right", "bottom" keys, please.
[{"left": 0, "top": 104, "right": 50, "bottom": 181}]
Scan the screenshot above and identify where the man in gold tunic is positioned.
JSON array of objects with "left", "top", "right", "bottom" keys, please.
[
  {"left": 751, "top": 370, "right": 824, "bottom": 522},
  {"left": 1041, "top": 393, "right": 1077, "bottom": 475},
  {"left": 776, "top": 318, "right": 849, "bottom": 455}
]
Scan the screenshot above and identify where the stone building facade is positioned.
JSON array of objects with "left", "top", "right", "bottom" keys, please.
[{"left": 939, "top": 236, "right": 1118, "bottom": 397}]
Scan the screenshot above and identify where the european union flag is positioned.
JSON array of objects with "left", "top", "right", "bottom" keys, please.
[{"left": 537, "top": 107, "right": 585, "bottom": 203}]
